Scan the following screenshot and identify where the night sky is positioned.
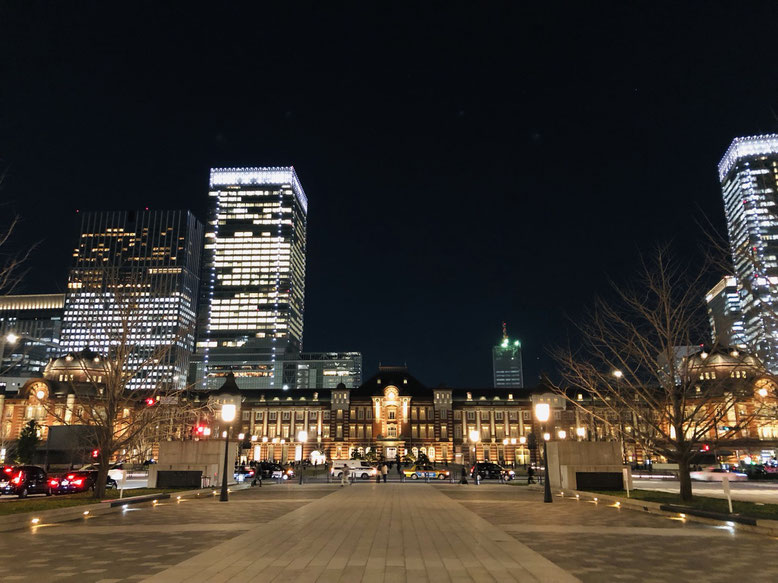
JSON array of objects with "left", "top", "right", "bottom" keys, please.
[{"left": 1, "top": 3, "right": 777, "bottom": 387}]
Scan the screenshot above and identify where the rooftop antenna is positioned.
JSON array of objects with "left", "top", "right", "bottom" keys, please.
[{"left": 502, "top": 321, "right": 508, "bottom": 341}]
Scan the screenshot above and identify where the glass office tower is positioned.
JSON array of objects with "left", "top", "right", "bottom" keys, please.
[
  {"left": 198, "top": 167, "right": 308, "bottom": 388},
  {"left": 705, "top": 276, "right": 746, "bottom": 347},
  {"left": 492, "top": 323, "right": 523, "bottom": 388},
  {"left": 0, "top": 293, "right": 64, "bottom": 382},
  {"left": 719, "top": 134, "right": 778, "bottom": 371},
  {"left": 61, "top": 210, "right": 203, "bottom": 389}
]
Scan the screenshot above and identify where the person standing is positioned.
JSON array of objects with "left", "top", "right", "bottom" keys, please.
[
  {"left": 341, "top": 465, "right": 350, "bottom": 487},
  {"left": 527, "top": 466, "right": 535, "bottom": 484},
  {"left": 381, "top": 463, "right": 389, "bottom": 483}
]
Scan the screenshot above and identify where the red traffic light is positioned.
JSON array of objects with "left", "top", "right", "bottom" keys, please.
[
  {"left": 702, "top": 444, "right": 710, "bottom": 451},
  {"left": 91, "top": 449, "right": 99, "bottom": 458},
  {"left": 145, "top": 397, "right": 156, "bottom": 406},
  {"left": 196, "top": 426, "right": 205, "bottom": 434}
]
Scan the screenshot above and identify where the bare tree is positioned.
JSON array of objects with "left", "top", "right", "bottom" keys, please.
[
  {"left": 39, "top": 267, "right": 205, "bottom": 498},
  {"left": 550, "top": 247, "right": 772, "bottom": 502}
]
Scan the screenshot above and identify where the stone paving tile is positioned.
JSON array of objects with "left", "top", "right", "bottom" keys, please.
[
  {"left": 437, "top": 484, "right": 778, "bottom": 582},
  {"left": 0, "top": 485, "right": 336, "bottom": 583}
]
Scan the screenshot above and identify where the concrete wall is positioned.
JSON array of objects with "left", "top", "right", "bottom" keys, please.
[
  {"left": 546, "top": 441, "right": 630, "bottom": 490},
  {"left": 148, "top": 440, "right": 236, "bottom": 488}
]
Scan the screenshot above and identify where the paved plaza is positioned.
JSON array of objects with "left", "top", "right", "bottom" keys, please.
[{"left": 2, "top": 482, "right": 778, "bottom": 582}]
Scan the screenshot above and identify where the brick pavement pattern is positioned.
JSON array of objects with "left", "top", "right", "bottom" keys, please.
[
  {"left": 143, "top": 483, "right": 576, "bottom": 583},
  {"left": 440, "top": 484, "right": 778, "bottom": 583},
  {"left": 0, "top": 486, "right": 334, "bottom": 582},
  {"left": 4, "top": 482, "right": 778, "bottom": 582}
]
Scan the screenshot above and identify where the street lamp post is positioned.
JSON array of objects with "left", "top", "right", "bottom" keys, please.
[
  {"left": 469, "top": 429, "right": 480, "bottom": 484},
  {"left": 219, "top": 403, "right": 236, "bottom": 502},
  {"left": 534, "top": 403, "right": 553, "bottom": 504},
  {"left": 297, "top": 430, "right": 308, "bottom": 484}
]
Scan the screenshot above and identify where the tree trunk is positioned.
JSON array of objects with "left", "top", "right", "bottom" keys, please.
[
  {"left": 94, "top": 450, "right": 111, "bottom": 499},
  {"left": 678, "top": 459, "right": 693, "bottom": 503}
]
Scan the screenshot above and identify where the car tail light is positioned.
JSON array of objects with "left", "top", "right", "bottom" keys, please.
[
  {"left": 11, "top": 472, "right": 23, "bottom": 485},
  {"left": 73, "top": 479, "right": 84, "bottom": 486},
  {"left": 66, "top": 474, "right": 75, "bottom": 480},
  {"left": 49, "top": 479, "right": 59, "bottom": 487},
  {"left": 3, "top": 467, "right": 12, "bottom": 474}
]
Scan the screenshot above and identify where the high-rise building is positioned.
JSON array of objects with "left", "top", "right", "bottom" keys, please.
[
  {"left": 286, "top": 352, "right": 362, "bottom": 389},
  {"left": 705, "top": 276, "right": 746, "bottom": 347},
  {"left": 0, "top": 293, "right": 64, "bottom": 391},
  {"left": 60, "top": 210, "right": 203, "bottom": 389},
  {"left": 719, "top": 134, "right": 778, "bottom": 370},
  {"left": 492, "top": 322, "right": 523, "bottom": 388},
  {"left": 197, "top": 167, "right": 308, "bottom": 388}
]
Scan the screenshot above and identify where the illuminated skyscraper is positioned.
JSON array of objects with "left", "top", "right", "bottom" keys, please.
[
  {"left": 61, "top": 210, "right": 203, "bottom": 389},
  {"left": 719, "top": 135, "right": 778, "bottom": 370},
  {"left": 705, "top": 276, "right": 746, "bottom": 347},
  {"left": 492, "top": 323, "right": 523, "bottom": 388},
  {"left": 197, "top": 167, "right": 308, "bottom": 389}
]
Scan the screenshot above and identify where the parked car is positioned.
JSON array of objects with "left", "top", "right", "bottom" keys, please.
[
  {"left": 233, "top": 466, "right": 256, "bottom": 482},
  {"left": 49, "top": 471, "right": 118, "bottom": 494},
  {"left": 741, "top": 464, "right": 768, "bottom": 479},
  {"left": 470, "top": 462, "right": 515, "bottom": 481},
  {"left": 690, "top": 467, "right": 748, "bottom": 482},
  {"left": 0, "top": 465, "right": 52, "bottom": 498},
  {"left": 331, "top": 460, "right": 376, "bottom": 480},
  {"left": 403, "top": 464, "right": 450, "bottom": 480},
  {"left": 78, "top": 463, "right": 125, "bottom": 482},
  {"left": 256, "top": 462, "right": 293, "bottom": 480}
]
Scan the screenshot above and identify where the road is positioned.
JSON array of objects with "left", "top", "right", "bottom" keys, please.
[{"left": 634, "top": 477, "right": 778, "bottom": 504}]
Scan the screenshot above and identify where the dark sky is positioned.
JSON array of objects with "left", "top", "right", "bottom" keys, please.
[{"left": 1, "top": 3, "right": 777, "bottom": 387}]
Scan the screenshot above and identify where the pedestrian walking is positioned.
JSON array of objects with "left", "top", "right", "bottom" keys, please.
[
  {"left": 381, "top": 463, "right": 388, "bottom": 483},
  {"left": 527, "top": 466, "right": 535, "bottom": 484},
  {"left": 341, "top": 465, "right": 349, "bottom": 487}
]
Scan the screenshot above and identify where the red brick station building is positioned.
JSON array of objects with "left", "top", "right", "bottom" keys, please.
[
  {"left": 208, "top": 365, "right": 569, "bottom": 467},
  {"left": 4, "top": 352, "right": 778, "bottom": 468}
]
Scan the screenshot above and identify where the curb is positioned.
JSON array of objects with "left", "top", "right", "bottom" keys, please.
[
  {"left": 0, "top": 484, "right": 251, "bottom": 532},
  {"left": 558, "top": 488, "right": 778, "bottom": 537}
]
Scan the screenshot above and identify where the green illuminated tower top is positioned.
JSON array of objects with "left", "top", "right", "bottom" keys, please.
[{"left": 492, "top": 322, "right": 523, "bottom": 387}]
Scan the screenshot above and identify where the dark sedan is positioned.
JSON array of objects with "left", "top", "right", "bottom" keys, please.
[
  {"left": 0, "top": 465, "right": 52, "bottom": 498},
  {"left": 470, "top": 462, "right": 515, "bottom": 480},
  {"left": 49, "top": 471, "right": 117, "bottom": 494}
]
